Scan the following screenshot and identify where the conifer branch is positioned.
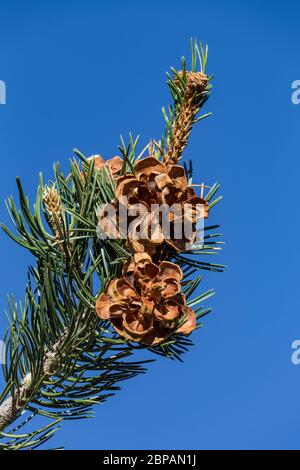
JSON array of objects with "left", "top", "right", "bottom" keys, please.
[
  {"left": 0, "top": 40, "right": 223, "bottom": 450},
  {"left": 165, "top": 72, "right": 208, "bottom": 164},
  {"left": 162, "top": 40, "right": 212, "bottom": 164},
  {"left": 0, "top": 330, "right": 66, "bottom": 432}
]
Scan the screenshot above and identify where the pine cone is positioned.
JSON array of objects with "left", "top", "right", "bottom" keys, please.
[
  {"left": 98, "top": 157, "right": 209, "bottom": 254},
  {"left": 96, "top": 253, "right": 196, "bottom": 346},
  {"left": 86, "top": 154, "right": 123, "bottom": 178}
]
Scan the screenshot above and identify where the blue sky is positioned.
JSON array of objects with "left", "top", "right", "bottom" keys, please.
[{"left": 0, "top": 0, "right": 300, "bottom": 450}]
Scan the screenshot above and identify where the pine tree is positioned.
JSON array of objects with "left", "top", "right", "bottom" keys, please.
[{"left": 0, "top": 40, "right": 223, "bottom": 450}]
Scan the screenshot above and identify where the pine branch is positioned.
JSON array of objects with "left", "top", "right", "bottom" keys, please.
[
  {"left": 0, "top": 40, "right": 223, "bottom": 449},
  {"left": 0, "top": 329, "right": 67, "bottom": 432},
  {"left": 0, "top": 374, "right": 32, "bottom": 431},
  {"left": 162, "top": 40, "right": 212, "bottom": 164},
  {"left": 0, "top": 161, "right": 151, "bottom": 448},
  {"left": 165, "top": 71, "right": 208, "bottom": 164}
]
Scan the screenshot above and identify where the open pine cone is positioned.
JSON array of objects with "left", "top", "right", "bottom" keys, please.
[
  {"left": 98, "top": 156, "right": 209, "bottom": 254},
  {"left": 96, "top": 253, "right": 196, "bottom": 346},
  {"left": 87, "top": 154, "right": 123, "bottom": 178}
]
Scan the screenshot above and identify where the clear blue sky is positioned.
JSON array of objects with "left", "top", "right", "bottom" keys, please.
[{"left": 0, "top": 0, "right": 300, "bottom": 450}]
